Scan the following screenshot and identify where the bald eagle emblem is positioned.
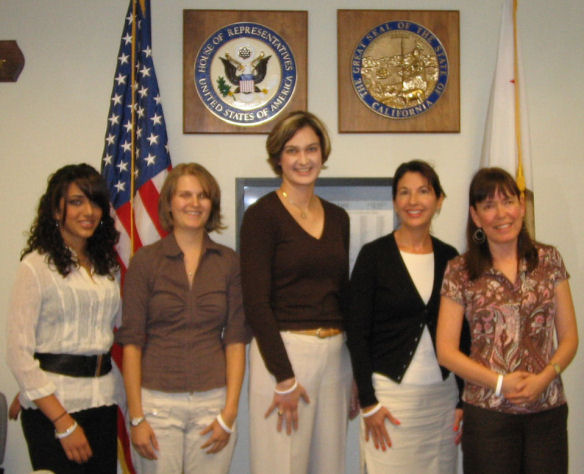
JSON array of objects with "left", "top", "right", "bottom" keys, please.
[{"left": 217, "top": 46, "right": 271, "bottom": 97}]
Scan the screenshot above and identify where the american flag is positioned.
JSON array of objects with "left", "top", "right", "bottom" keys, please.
[{"left": 100, "top": 0, "right": 171, "bottom": 471}]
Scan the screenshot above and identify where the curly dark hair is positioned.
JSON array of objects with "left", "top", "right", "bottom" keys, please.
[{"left": 21, "top": 163, "right": 120, "bottom": 277}]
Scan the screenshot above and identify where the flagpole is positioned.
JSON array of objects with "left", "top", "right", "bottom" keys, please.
[
  {"left": 130, "top": 0, "right": 137, "bottom": 257},
  {"left": 513, "top": 0, "right": 526, "bottom": 195},
  {"left": 101, "top": 2, "right": 172, "bottom": 470}
]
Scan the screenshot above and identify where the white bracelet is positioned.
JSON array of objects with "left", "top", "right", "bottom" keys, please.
[
  {"left": 274, "top": 380, "right": 298, "bottom": 395},
  {"left": 55, "top": 421, "right": 78, "bottom": 439},
  {"left": 216, "top": 414, "right": 234, "bottom": 434},
  {"left": 362, "top": 403, "right": 382, "bottom": 418},
  {"left": 495, "top": 374, "right": 504, "bottom": 397}
]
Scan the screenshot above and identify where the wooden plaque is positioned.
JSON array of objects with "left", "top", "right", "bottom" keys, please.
[
  {"left": 184, "top": 10, "right": 307, "bottom": 134},
  {"left": 338, "top": 10, "right": 460, "bottom": 133},
  {"left": 0, "top": 41, "right": 25, "bottom": 82}
]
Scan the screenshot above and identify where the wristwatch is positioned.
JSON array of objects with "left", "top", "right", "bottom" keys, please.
[{"left": 130, "top": 416, "right": 145, "bottom": 427}]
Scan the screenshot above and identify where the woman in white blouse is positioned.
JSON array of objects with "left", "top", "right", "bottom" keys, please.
[{"left": 6, "top": 164, "right": 122, "bottom": 473}]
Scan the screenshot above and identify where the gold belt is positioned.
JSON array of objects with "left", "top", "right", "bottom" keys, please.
[{"left": 289, "top": 328, "right": 343, "bottom": 338}]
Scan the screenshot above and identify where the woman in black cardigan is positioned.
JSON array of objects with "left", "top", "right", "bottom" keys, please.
[{"left": 346, "top": 160, "right": 469, "bottom": 473}]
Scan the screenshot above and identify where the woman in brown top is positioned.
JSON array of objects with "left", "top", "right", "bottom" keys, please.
[
  {"left": 241, "top": 111, "right": 354, "bottom": 474},
  {"left": 437, "top": 168, "right": 578, "bottom": 473},
  {"left": 117, "top": 163, "right": 250, "bottom": 474}
]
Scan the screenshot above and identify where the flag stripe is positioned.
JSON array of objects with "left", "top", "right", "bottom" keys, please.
[
  {"left": 114, "top": 219, "right": 131, "bottom": 271},
  {"left": 137, "top": 172, "right": 168, "bottom": 237}
]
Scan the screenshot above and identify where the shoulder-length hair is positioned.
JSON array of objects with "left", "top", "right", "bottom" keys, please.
[
  {"left": 392, "top": 160, "right": 446, "bottom": 200},
  {"left": 465, "top": 167, "right": 537, "bottom": 280},
  {"left": 158, "top": 163, "right": 225, "bottom": 233},
  {"left": 21, "top": 163, "right": 119, "bottom": 277},
  {"left": 266, "top": 110, "right": 331, "bottom": 176}
]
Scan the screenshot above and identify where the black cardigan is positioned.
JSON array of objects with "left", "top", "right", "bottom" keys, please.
[{"left": 346, "top": 232, "right": 470, "bottom": 408}]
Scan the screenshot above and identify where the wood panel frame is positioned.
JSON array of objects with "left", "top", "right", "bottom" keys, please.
[
  {"left": 338, "top": 10, "right": 460, "bottom": 133},
  {"left": 184, "top": 10, "right": 307, "bottom": 134}
]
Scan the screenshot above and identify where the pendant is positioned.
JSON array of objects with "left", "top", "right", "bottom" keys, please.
[{"left": 281, "top": 190, "right": 309, "bottom": 219}]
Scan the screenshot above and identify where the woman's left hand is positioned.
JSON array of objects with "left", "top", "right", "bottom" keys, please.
[
  {"left": 453, "top": 408, "right": 463, "bottom": 445},
  {"left": 505, "top": 373, "right": 548, "bottom": 405},
  {"left": 200, "top": 410, "right": 234, "bottom": 454}
]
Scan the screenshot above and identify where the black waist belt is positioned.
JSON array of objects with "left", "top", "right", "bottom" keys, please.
[{"left": 34, "top": 352, "right": 112, "bottom": 377}]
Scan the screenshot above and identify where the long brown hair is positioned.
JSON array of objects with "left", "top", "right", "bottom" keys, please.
[{"left": 465, "top": 167, "right": 537, "bottom": 280}]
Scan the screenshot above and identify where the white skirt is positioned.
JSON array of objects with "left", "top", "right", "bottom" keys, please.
[{"left": 361, "top": 373, "right": 459, "bottom": 474}]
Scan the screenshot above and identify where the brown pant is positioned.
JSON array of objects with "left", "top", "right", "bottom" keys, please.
[{"left": 462, "top": 403, "right": 568, "bottom": 474}]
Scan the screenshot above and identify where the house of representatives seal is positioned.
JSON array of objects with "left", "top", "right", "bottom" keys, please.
[
  {"left": 194, "top": 22, "right": 297, "bottom": 126},
  {"left": 351, "top": 21, "right": 448, "bottom": 119}
]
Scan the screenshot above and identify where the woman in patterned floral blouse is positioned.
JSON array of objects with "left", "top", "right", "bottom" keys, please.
[{"left": 436, "top": 167, "right": 578, "bottom": 473}]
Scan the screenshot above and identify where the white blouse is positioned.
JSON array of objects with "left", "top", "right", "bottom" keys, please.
[
  {"left": 6, "top": 250, "right": 122, "bottom": 413},
  {"left": 399, "top": 250, "right": 443, "bottom": 385}
]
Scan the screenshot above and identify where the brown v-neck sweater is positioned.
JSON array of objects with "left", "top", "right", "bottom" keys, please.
[{"left": 240, "top": 191, "right": 350, "bottom": 382}]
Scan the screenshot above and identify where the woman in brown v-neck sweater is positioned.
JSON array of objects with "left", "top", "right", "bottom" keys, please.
[{"left": 240, "top": 111, "right": 354, "bottom": 474}]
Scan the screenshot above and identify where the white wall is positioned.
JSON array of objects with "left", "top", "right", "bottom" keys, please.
[{"left": 1, "top": 0, "right": 582, "bottom": 472}]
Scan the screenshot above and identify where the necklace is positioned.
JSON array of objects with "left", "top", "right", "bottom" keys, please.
[{"left": 281, "top": 190, "right": 311, "bottom": 219}]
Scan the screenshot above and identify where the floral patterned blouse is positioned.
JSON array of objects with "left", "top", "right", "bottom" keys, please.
[{"left": 441, "top": 244, "right": 568, "bottom": 414}]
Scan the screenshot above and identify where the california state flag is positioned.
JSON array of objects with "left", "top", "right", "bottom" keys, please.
[{"left": 481, "top": 0, "right": 535, "bottom": 237}]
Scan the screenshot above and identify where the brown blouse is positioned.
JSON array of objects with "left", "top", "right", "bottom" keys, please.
[{"left": 116, "top": 233, "right": 251, "bottom": 393}]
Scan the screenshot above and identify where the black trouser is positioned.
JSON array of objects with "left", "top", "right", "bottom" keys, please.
[
  {"left": 21, "top": 405, "right": 118, "bottom": 474},
  {"left": 462, "top": 403, "right": 568, "bottom": 474}
]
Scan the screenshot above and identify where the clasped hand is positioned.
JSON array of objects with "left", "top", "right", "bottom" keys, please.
[{"left": 501, "top": 371, "right": 549, "bottom": 405}]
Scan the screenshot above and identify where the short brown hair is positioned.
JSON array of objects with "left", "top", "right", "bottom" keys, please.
[
  {"left": 158, "top": 163, "right": 225, "bottom": 233},
  {"left": 266, "top": 110, "right": 331, "bottom": 175}
]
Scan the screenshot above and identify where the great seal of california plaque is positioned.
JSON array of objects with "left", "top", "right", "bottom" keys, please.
[
  {"left": 194, "top": 22, "right": 297, "bottom": 127},
  {"left": 351, "top": 20, "right": 448, "bottom": 119}
]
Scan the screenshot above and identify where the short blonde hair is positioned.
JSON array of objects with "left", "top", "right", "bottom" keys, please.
[
  {"left": 266, "top": 110, "right": 331, "bottom": 176},
  {"left": 158, "top": 163, "right": 225, "bottom": 233}
]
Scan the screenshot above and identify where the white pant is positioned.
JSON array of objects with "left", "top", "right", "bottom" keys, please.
[
  {"left": 249, "top": 332, "right": 353, "bottom": 474},
  {"left": 134, "top": 387, "right": 236, "bottom": 474},
  {"left": 361, "top": 373, "right": 458, "bottom": 474}
]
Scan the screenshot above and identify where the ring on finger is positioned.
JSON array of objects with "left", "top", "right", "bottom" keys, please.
[{"left": 278, "top": 410, "right": 284, "bottom": 416}]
